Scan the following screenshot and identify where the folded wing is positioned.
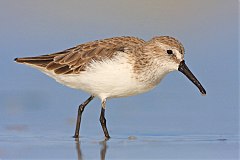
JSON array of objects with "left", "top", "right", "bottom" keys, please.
[{"left": 15, "top": 36, "right": 145, "bottom": 75}]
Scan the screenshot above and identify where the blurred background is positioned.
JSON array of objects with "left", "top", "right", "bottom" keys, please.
[{"left": 0, "top": 0, "right": 238, "bottom": 159}]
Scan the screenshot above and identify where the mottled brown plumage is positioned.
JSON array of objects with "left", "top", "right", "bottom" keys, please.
[
  {"left": 150, "top": 36, "right": 185, "bottom": 54},
  {"left": 15, "top": 36, "right": 185, "bottom": 75},
  {"left": 15, "top": 36, "right": 146, "bottom": 74}
]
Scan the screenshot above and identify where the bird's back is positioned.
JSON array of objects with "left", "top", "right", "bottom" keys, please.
[{"left": 15, "top": 36, "right": 145, "bottom": 75}]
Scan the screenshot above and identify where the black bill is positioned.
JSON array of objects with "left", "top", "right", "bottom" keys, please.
[{"left": 178, "top": 60, "right": 206, "bottom": 95}]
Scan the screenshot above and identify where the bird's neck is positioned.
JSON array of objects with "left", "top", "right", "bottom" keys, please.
[{"left": 131, "top": 52, "right": 173, "bottom": 87}]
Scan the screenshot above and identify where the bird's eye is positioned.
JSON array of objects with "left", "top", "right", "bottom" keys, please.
[{"left": 167, "top": 50, "right": 173, "bottom": 55}]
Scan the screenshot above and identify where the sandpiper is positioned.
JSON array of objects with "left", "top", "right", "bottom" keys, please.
[{"left": 15, "top": 36, "right": 206, "bottom": 139}]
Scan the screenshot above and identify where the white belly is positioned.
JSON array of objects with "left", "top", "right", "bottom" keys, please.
[{"left": 44, "top": 55, "right": 156, "bottom": 100}]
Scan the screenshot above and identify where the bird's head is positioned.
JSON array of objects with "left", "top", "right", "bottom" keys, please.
[{"left": 146, "top": 36, "right": 206, "bottom": 95}]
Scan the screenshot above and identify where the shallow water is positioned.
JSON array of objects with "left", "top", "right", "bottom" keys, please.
[
  {"left": 0, "top": 134, "right": 238, "bottom": 159},
  {"left": 0, "top": 91, "right": 239, "bottom": 159}
]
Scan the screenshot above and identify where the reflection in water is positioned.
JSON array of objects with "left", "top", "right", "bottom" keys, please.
[
  {"left": 100, "top": 140, "right": 107, "bottom": 160},
  {"left": 75, "top": 138, "right": 108, "bottom": 160},
  {"left": 75, "top": 139, "right": 83, "bottom": 160}
]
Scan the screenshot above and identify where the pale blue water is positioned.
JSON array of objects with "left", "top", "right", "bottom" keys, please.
[
  {"left": 0, "top": 0, "right": 239, "bottom": 159},
  {"left": 0, "top": 91, "right": 239, "bottom": 159},
  {"left": 0, "top": 134, "right": 238, "bottom": 159}
]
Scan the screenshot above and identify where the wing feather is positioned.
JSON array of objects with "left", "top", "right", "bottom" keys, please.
[
  {"left": 54, "top": 65, "right": 71, "bottom": 74},
  {"left": 15, "top": 36, "right": 145, "bottom": 74}
]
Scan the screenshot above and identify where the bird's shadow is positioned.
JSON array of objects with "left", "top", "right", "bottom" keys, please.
[{"left": 75, "top": 138, "right": 108, "bottom": 160}]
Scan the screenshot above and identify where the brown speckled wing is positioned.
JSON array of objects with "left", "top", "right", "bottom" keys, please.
[{"left": 15, "top": 36, "right": 145, "bottom": 75}]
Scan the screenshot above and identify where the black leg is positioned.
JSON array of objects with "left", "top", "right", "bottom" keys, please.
[
  {"left": 99, "top": 100, "right": 110, "bottom": 140},
  {"left": 73, "top": 95, "right": 94, "bottom": 138}
]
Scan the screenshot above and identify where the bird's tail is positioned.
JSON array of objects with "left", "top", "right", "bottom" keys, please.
[{"left": 14, "top": 54, "right": 57, "bottom": 68}]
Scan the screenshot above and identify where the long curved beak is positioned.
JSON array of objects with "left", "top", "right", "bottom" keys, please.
[{"left": 178, "top": 60, "right": 206, "bottom": 95}]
